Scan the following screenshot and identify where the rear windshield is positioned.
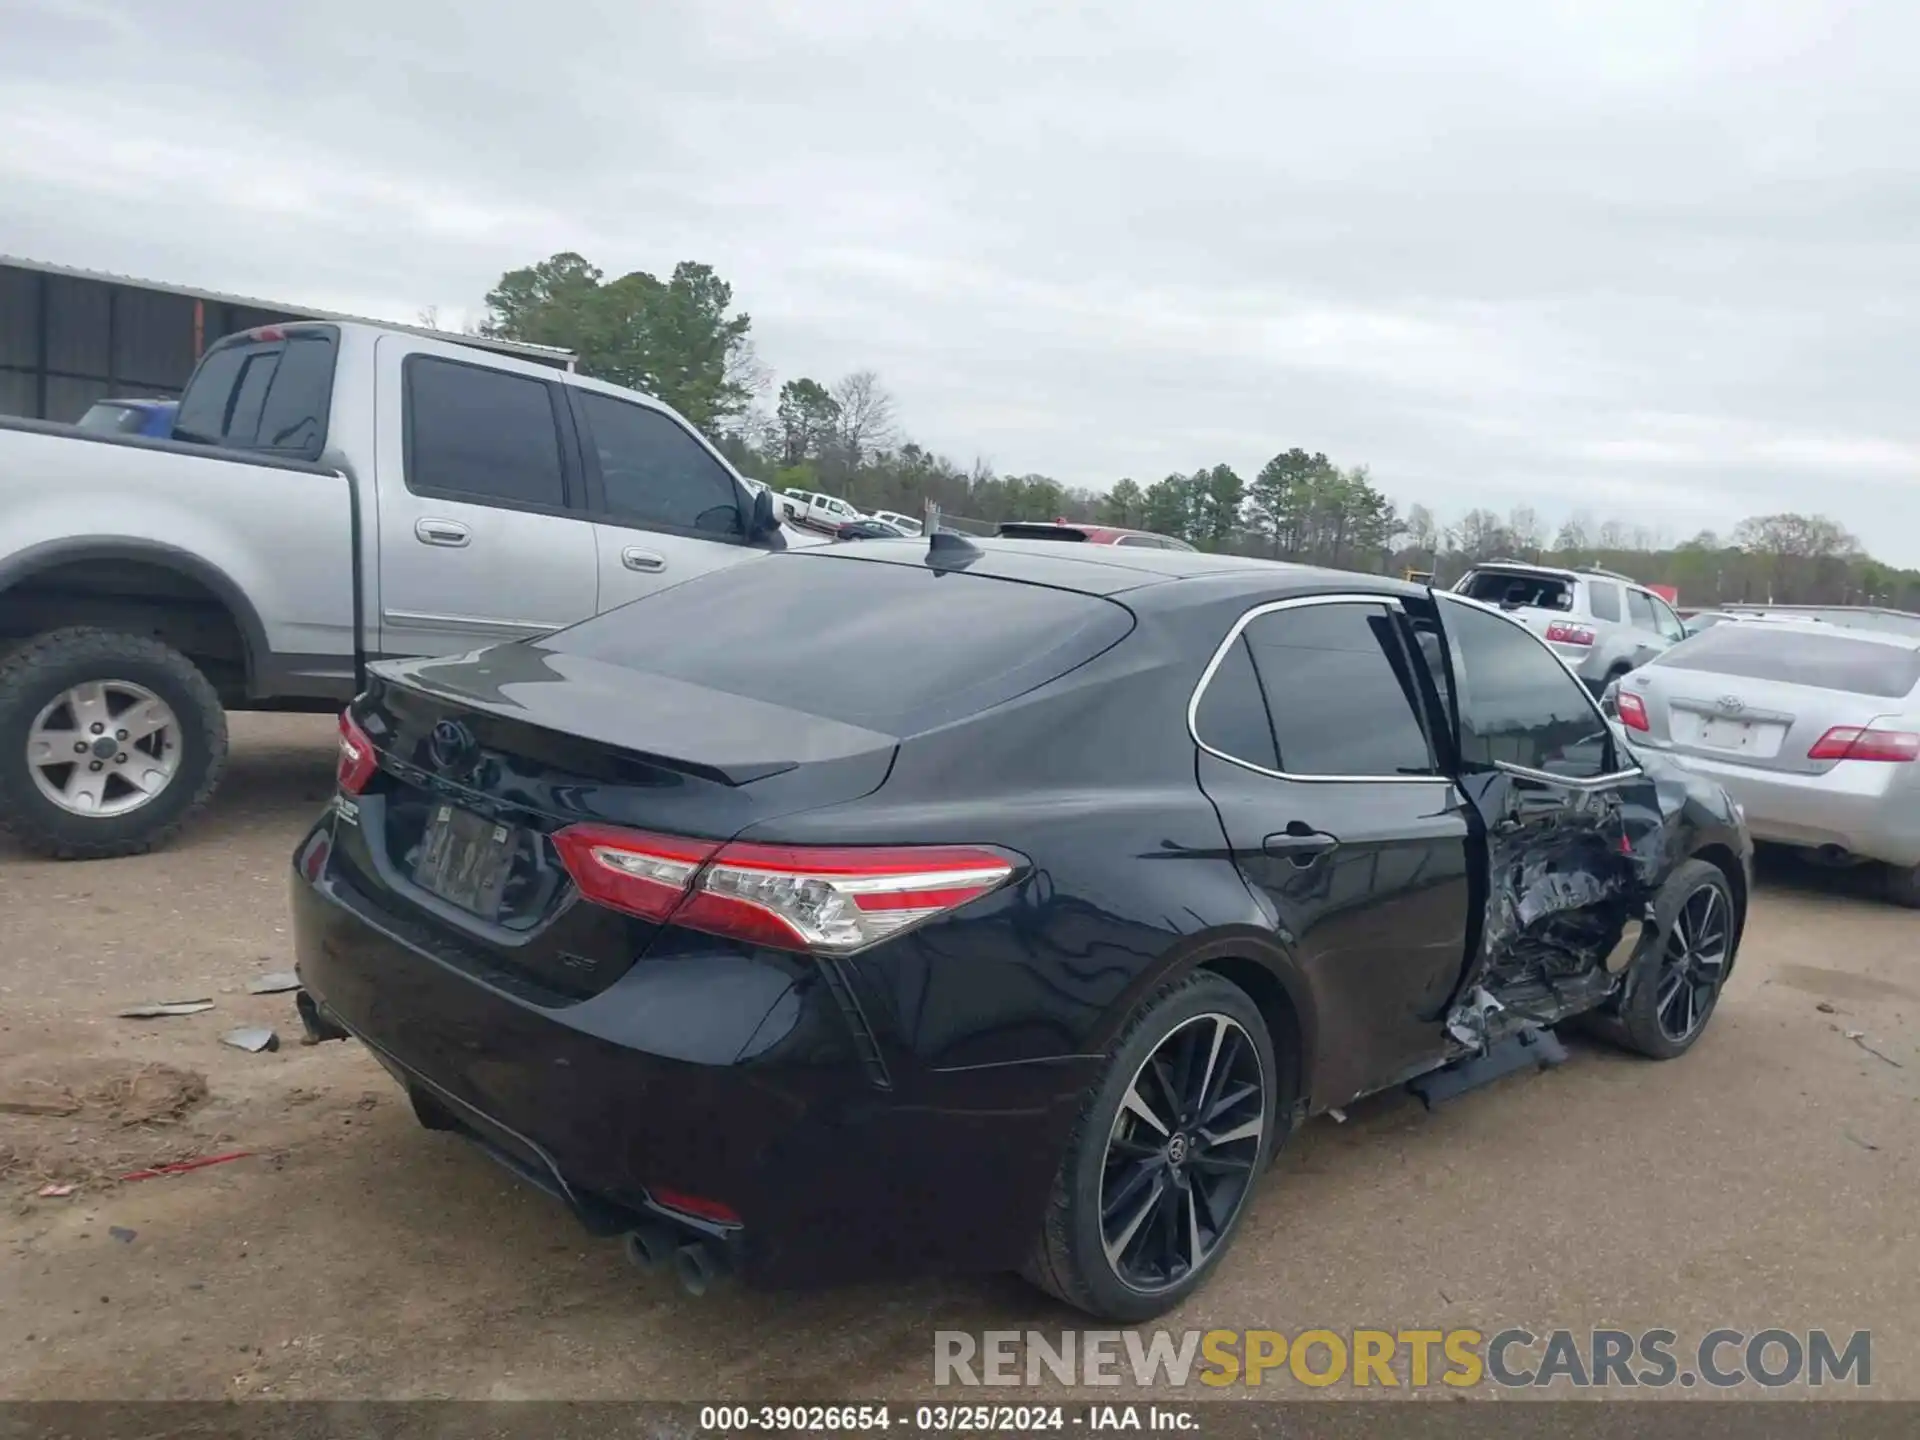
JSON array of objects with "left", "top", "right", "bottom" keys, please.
[
  {"left": 173, "top": 327, "right": 337, "bottom": 459},
  {"left": 999, "top": 524, "right": 1088, "bottom": 541},
  {"left": 1653, "top": 625, "right": 1920, "bottom": 698},
  {"left": 1458, "top": 570, "right": 1573, "bottom": 612},
  {"left": 548, "top": 553, "right": 1134, "bottom": 734}
]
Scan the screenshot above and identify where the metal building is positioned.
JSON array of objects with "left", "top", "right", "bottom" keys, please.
[{"left": 0, "top": 255, "right": 574, "bottom": 423}]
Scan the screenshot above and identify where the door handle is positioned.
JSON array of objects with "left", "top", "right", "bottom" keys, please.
[
  {"left": 415, "top": 518, "right": 470, "bottom": 548},
  {"left": 1263, "top": 822, "right": 1339, "bottom": 866},
  {"left": 622, "top": 547, "right": 667, "bottom": 573}
]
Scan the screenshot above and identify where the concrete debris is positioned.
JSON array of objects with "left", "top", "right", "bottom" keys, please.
[
  {"left": 246, "top": 973, "right": 300, "bottom": 995},
  {"left": 117, "top": 1000, "right": 214, "bottom": 1018},
  {"left": 221, "top": 1027, "right": 280, "bottom": 1054}
]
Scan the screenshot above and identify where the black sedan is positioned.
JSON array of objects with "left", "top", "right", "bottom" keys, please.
[
  {"left": 291, "top": 537, "right": 1751, "bottom": 1320},
  {"left": 834, "top": 517, "right": 911, "bottom": 540}
]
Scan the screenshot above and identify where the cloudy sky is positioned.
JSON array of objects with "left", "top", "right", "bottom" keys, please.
[{"left": 6, "top": 0, "right": 1919, "bottom": 563}]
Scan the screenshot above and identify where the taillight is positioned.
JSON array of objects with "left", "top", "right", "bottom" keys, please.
[
  {"left": 552, "top": 827, "right": 1017, "bottom": 953},
  {"left": 1616, "top": 692, "right": 1650, "bottom": 732},
  {"left": 336, "top": 710, "right": 378, "bottom": 794},
  {"left": 550, "top": 825, "right": 718, "bottom": 922},
  {"left": 1807, "top": 727, "right": 1920, "bottom": 762},
  {"left": 1546, "top": 622, "right": 1596, "bottom": 646}
]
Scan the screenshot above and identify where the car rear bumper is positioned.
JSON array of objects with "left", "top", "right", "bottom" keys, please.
[
  {"left": 1642, "top": 749, "right": 1920, "bottom": 866},
  {"left": 289, "top": 821, "right": 1098, "bottom": 1288}
]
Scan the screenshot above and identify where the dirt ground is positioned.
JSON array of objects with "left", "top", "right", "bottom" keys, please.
[{"left": 1, "top": 713, "right": 1914, "bottom": 1401}]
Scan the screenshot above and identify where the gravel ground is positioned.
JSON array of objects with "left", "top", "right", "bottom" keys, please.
[{"left": 1, "top": 714, "right": 1914, "bottom": 1401}]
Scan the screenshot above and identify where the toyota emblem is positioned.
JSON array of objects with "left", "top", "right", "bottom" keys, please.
[
  {"left": 428, "top": 719, "right": 476, "bottom": 771},
  {"left": 1716, "top": 695, "right": 1746, "bottom": 715}
]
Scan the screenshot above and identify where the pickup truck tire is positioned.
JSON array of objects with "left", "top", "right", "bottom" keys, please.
[
  {"left": 0, "top": 627, "right": 228, "bottom": 860},
  {"left": 1596, "top": 858, "right": 1736, "bottom": 1060},
  {"left": 1024, "top": 971, "right": 1278, "bottom": 1321}
]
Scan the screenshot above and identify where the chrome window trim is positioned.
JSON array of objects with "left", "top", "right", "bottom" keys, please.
[
  {"left": 1187, "top": 592, "right": 1453, "bottom": 785},
  {"left": 1435, "top": 593, "right": 1644, "bottom": 785}
]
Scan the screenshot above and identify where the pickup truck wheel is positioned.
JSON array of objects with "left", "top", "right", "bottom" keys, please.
[
  {"left": 0, "top": 628, "right": 227, "bottom": 860},
  {"left": 1024, "top": 972, "right": 1277, "bottom": 1321},
  {"left": 1605, "top": 859, "right": 1736, "bottom": 1060}
]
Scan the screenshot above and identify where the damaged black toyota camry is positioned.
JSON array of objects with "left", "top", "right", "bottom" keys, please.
[{"left": 291, "top": 536, "right": 1751, "bottom": 1321}]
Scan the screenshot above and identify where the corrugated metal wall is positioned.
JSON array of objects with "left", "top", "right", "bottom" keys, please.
[{"left": 0, "top": 264, "right": 291, "bottom": 423}]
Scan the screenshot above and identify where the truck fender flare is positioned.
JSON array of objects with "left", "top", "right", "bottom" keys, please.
[{"left": 0, "top": 535, "right": 270, "bottom": 688}]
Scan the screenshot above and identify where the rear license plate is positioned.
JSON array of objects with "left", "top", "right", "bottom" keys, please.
[
  {"left": 413, "top": 804, "right": 516, "bottom": 916},
  {"left": 1698, "top": 717, "right": 1756, "bottom": 750}
]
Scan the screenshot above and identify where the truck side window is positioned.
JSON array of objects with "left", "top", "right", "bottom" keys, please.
[
  {"left": 1440, "top": 599, "right": 1613, "bottom": 779},
  {"left": 405, "top": 356, "right": 565, "bottom": 509},
  {"left": 1586, "top": 582, "right": 1622, "bottom": 622},
  {"left": 574, "top": 393, "right": 743, "bottom": 537},
  {"left": 1625, "top": 589, "right": 1658, "bottom": 630}
]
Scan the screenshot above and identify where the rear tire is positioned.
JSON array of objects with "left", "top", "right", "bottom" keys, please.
[
  {"left": 1885, "top": 863, "right": 1920, "bottom": 909},
  {"left": 0, "top": 628, "right": 228, "bottom": 860},
  {"left": 1604, "top": 859, "right": 1737, "bottom": 1060},
  {"left": 1025, "top": 971, "right": 1278, "bottom": 1321}
]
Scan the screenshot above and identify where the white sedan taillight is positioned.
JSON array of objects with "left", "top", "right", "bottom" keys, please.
[{"left": 553, "top": 826, "right": 1018, "bottom": 954}]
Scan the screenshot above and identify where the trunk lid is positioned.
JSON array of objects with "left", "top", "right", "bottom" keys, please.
[{"left": 329, "top": 645, "right": 897, "bottom": 1001}]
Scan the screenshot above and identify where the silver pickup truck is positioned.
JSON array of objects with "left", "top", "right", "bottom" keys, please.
[{"left": 0, "top": 320, "right": 814, "bottom": 859}]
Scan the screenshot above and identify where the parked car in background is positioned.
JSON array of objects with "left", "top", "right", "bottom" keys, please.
[
  {"left": 1610, "top": 619, "right": 1920, "bottom": 905},
  {"left": 775, "top": 490, "right": 863, "bottom": 534},
  {"left": 996, "top": 521, "right": 1196, "bottom": 550},
  {"left": 76, "top": 398, "right": 178, "bottom": 439},
  {"left": 293, "top": 539, "right": 1748, "bottom": 1320},
  {"left": 835, "top": 517, "right": 911, "bottom": 541},
  {"left": 1684, "top": 610, "right": 1822, "bottom": 636},
  {"left": 867, "top": 509, "right": 922, "bottom": 535},
  {"left": 1452, "top": 560, "right": 1686, "bottom": 693},
  {"left": 0, "top": 320, "right": 817, "bottom": 861}
]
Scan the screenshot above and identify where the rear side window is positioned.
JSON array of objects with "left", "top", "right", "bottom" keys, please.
[
  {"left": 1458, "top": 570, "right": 1572, "bottom": 611},
  {"left": 1193, "top": 636, "right": 1279, "bottom": 770},
  {"left": 405, "top": 356, "right": 565, "bottom": 508},
  {"left": 1587, "top": 582, "right": 1622, "bottom": 622},
  {"left": 1625, "top": 590, "right": 1658, "bottom": 629},
  {"left": 173, "top": 329, "right": 336, "bottom": 459},
  {"left": 574, "top": 392, "right": 742, "bottom": 536},
  {"left": 549, "top": 555, "right": 1133, "bottom": 734},
  {"left": 1654, "top": 626, "right": 1920, "bottom": 698},
  {"left": 1238, "top": 603, "right": 1436, "bottom": 777}
]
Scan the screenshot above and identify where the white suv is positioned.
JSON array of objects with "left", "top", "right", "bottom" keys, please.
[{"left": 1452, "top": 561, "right": 1688, "bottom": 692}]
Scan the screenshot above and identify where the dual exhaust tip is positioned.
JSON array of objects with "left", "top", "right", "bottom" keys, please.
[{"left": 625, "top": 1221, "right": 733, "bottom": 1296}]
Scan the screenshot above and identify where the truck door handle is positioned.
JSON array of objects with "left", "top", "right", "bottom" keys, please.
[
  {"left": 415, "top": 519, "right": 470, "bottom": 547},
  {"left": 1263, "top": 822, "right": 1339, "bottom": 865},
  {"left": 622, "top": 548, "right": 667, "bottom": 573}
]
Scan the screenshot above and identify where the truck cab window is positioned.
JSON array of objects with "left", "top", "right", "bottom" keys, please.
[
  {"left": 574, "top": 392, "right": 743, "bottom": 537},
  {"left": 405, "top": 356, "right": 566, "bottom": 508},
  {"left": 172, "top": 329, "right": 337, "bottom": 459}
]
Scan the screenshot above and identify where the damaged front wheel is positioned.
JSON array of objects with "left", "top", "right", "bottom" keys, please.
[{"left": 1601, "top": 859, "right": 1738, "bottom": 1060}]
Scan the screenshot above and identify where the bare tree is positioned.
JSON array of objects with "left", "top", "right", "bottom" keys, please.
[
  {"left": 416, "top": 305, "right": 442, "bottom": 330},
  {"left": 831, "top": 370, "right": 899, "bottom": 466},
  {"left": 1507, "top": 505, "right": 1543, "bottom": 556}
]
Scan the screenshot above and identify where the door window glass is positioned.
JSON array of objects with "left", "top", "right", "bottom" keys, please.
[
  {"left": 405, "top": 357, "right": 565, "bottom": 508},
  {"left": 1625, "top": 589, "right": 1658, "bottom": 630},
  {"left": 1586, "top": 582, "right": 1622, "bottom": 622},
  {"left": 577, "top": 393, "right": 742, "bottom": 536},
  {"left": 1441, "top": 599, "right": 1615, "bottom": 778},
  {"left": 1239, "top": 602, "right": 1437, "bottom": 777}
]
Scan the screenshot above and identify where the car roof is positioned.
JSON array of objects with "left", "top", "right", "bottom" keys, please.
[
  {"left": 1703, "top": 617, "right": 1920, "bottom": 649},
  {"left": 792, "top": 535, "right": 1428, "bottom": 603}
]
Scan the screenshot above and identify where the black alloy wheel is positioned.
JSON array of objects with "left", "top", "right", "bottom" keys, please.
[
  {"left": 1099, "top": 1012, "right": 1267, "bottom": 1292},
  {"left": 1653, "top": 880, "right": 1731, "bottom": 1044}
]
